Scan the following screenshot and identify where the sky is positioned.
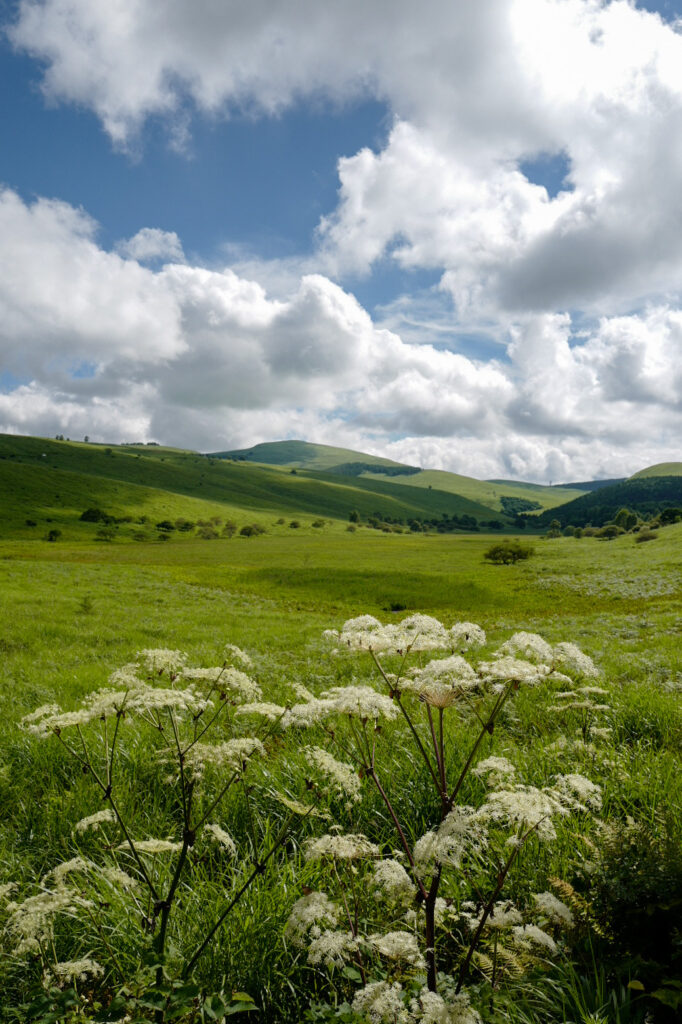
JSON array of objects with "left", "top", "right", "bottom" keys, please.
[{"left": 1, "top": 0, "right": 682, "bottom": 482}]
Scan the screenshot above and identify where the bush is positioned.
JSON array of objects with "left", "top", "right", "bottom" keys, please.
[
  {"left": 79, "top": 507, "right": 107, "bottom": 523},
  {"left": 289, "top": 520, "right": 301, "bottom": 529},
  {"left": 240, "top": 523, "right": 266, "bottom": 537},
  {"left": 44, "top": 529, "right": 61, "bottom": 542},
  {"left": 635, "top": 528, "right": 658, "bottom": 543},
  {"left": 155, "top": 520, "right": 175, "bottom": 532},
  {"left": 484, "top": 540, "right": 535, "bottom": 564}
]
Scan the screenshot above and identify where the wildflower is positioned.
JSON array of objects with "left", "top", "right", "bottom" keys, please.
[
  {"left": 372, "top": 859, "right": 416, "bottom": 903},
  {"left": 285, "top": 891, "right": 340, "bottom": 946},
  {"left": 460, "top": 900, "right": 522, "bottom": 932},
  {"left": 480, "top": 786, "right": 567, "bottom": 841},
  {"left": 477, "top": 657, "right": 549, "bottom": 685},
  {"left": 100, "top": 866, "right": 138, "bottom": 890},
  {"left": 308, "top": 929, "right": 359, "bottom": 968},
  {"left": 352, "top": 980, "right": 409, "bottom": 1023},
  {"left": 108, "top": 663, "right": 143, "bottom": 688},
  {"left": 47, "top": 857, "right": 91, "bottom": 885},
  {"left": 551, "top": 773, "right": 602, "bottom": 812},
  {"left": 449, "top": 622, "right": 486, "bottom": 651},
  {"left": 286, "top": 697, "right": 336, "bottom": 727},
  {"left": 304, "top": 747, "right": 362, "bottom": 804},
  {"left": 0, "top": 882, "right": 17, "bottom": 900},
  {"left": 369, "top": 930, "right": 425, "bottom": 967},
  {"left": 472, "top": 756, "right": 516, "bottom": 787},
  {"left": 138, "top": 649, "right": 187, "bottom": 676},
  {"left": 511, "top": 923, "right": 557, "bottom": 953},
  {"left": 7, "top": 889, "right": 88, "bottom": 954},
  {"left": 494, "top": 632, "right": 553, "bottom": 666},
  {"left": 236, "top": 701, "right": 290, "bottom": 724},
  {"left": 410, "top": 986, "right": 482, "bottom": 1024},
  {"left": 532, "top": 891, "right": 574, "bottom": 927},
  {"left": 400, "top": 656, "right": 479, "bottom": 706},
  {"left": 223, "top": 643, "right": 253, "bottom": 669},
  {"left": 414, "top": 807, "right": 488, "bottom": 870},
  {"left": 49, "top": 957, "right": 104, "bottom": 985},
  {"left": 74, "top": 809, "right": 116, "bottom": 833},
  {"left": 552, "top": 642, "right": 598, "bottom": 678},
  {"left": 185, "top": 666, "right": 262, "bottom": 703},
  {"left": 404, "top": 898, "right": 452, "bottom": 929},
  {"left": 320, "top": 685, "right": 399, "bottom": 721},
  {"left": 184, "top": 737, "right": 265, "bottom": 777},
  {"left": 304, "top": 833, "right": 380, "bottom": 861},
  {"left": 203, "top": 823, "right": 237, "bottom": 856},
  {"left": 116, "top": 839, "right": 182, "bottom": 855}
]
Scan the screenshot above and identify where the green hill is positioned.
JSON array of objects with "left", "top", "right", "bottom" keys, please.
[
  {"left": 630, "top": 463, "right": 682, "bottom": 479},
  {"left": 0, "top": 434, "right": 513, "bottom": 540},
  {"left": 534, "top": 475, "right": 682, "bottom": 529},
  {"left": 215, "top": 440, "right": 585, "bottom": 513},
  {"left": 214, "top": 439, "right": 418, "bottom": 473}
]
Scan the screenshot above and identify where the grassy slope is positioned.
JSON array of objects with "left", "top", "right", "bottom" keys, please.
[
  {"left": 0, "top": 434, "right": 510, "bottom": 537},
  {"left": 0, "top": 521, "right": 680, "bottom": 1019},
  {"left": 534, "top": 474, "right": 682, "bottom": 528},
  {"left": 630, "top": 462, "right": 682, "bottom": 479},
  {"left": 213, "top": 439, "right": 586, "bottom": 512},
  {"left": 213, "top": 439, "right": 415, "bottom": 470},
  {"left": 359, "top": 468, "right": 585, "bottom": 511}
]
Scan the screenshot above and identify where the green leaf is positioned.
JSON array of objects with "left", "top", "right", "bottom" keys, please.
[{"left": 627, "top": 980, "right": 646, "bottom": 991}]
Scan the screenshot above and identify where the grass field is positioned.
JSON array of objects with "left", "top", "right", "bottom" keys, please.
[{"left": 0, "top": 517, "right": 680, "bottom": 1021}]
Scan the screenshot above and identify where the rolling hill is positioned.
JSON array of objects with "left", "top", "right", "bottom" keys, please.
[
  {"left": 0, "top": 434, "right": 514, "bottom": 540},
  {"left": 215, "top": 440, "right": 586, "bottom": 513},
  {"left": 533, "top": 474, "right": 682, "bottom": 529}
]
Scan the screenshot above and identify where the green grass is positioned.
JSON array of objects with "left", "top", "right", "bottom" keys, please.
[
  {"left": 630, "top": 461, "right": 682, "bottom": 478},
  {"left": 0, "top": 433, "right": 520, "bottom": 536},
  {"left": 0, "top": 467, "right": 681, "bottom": 1021}
]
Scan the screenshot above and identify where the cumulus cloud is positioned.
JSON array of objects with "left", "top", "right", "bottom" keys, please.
[
  {"left": 4, "top": 2, "right": 682, "bottom": 477},
  {"left": 11, "top": 0, "right": 682, "bottom": 321},
  {"left": 116, "top": 228, "right": 185, "bottom": 262},
  {"left": 0, "top": 190, "right": 680, "bottom": 480}
]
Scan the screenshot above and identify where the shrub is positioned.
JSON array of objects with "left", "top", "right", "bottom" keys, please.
[
  {"left": 156, "top": 520, "right": 175, "bottom": 532},
  {"left": 95, "top": 526, "right": 116, "bottom": 542},
  {"left": 44, "top": 529, "right": 61, "bottom": 542},
  {"left": 25, "top": 519, "right": 37, "bottom": 527},
  {"left": 635, "top": 528, "right": 658, "bottom": 543},
  {"left": 240, "top": 523, "right": 266, "bottom": 537},
  {"left": 197, "top": 527, "right": 219, "bottom": 540},
  {"left": 484, "top": 540, "right": 535, "bottom": 564},
  {"left": 221, "top": 521, "right": 237, "bottom": 538},
  {"left": 289, "top": 520, "right": 301, "bottom": 529},
  {"left": 79, "top": 507, "right": 106, "bottom": 523},
  {"left": 312, "top": 519, "right": 326, "bottom": 529}
]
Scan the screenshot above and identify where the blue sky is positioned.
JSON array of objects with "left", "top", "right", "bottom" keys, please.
[{"left": 1, "top": 0, "right": 682, "bottom": 481}]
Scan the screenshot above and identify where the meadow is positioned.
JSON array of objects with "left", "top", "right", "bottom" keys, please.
[{"left": 0, "top": 520, "right": 680, "bottom": 1022}]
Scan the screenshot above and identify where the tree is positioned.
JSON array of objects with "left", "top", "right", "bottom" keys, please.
[{"left": 483, "top": 541, "right": 534, "bottom": 564}]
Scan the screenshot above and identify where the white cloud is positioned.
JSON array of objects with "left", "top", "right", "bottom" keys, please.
[
  {"left": 0, "top": 190, "right": 680, "bottom": 480},
  {"left": 116, "top": 227, "right": 184, "bottom": 262},
  {"left": 5, "top": 2, "right": 682, "bottom": 478},
  {"left": 12, "top": 0, "right": 682, "bottom": 321}
]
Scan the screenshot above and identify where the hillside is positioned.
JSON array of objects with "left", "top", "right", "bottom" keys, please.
[
  {"left": 0, "top": 434, "right": 513, "bottom": 539},
  {"left": 215, "top": 440, "right": 585, "bottom": 513},
  {"left": 630, "top": 462, "right": 682, "bottom": 479},
  {"left": 534, "top": 474, "right": 682, "bottom": 529}
]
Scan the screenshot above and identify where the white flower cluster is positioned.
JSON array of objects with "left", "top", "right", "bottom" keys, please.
[
  {"left": 74, "top": 809, "right": 116, "bottom": 833},
  {"left": 304, "top": 833, "right": 380, "bottom": 862},
  {"left": 472, "top": 757, "right": 516, "bottom": 787},
  {"left": 308, "top": 929, "right": 358, "bottom": 968},
  {"left": 326, "top": 615, "right": 486, "bottom": 655},
  {"left": 304, "top": 746, "right": 362, "bottom": 804},
  {"left": 285, "top": 891, "right": 340, "bottom": 946},
  {"left": 318, "top": 685, "right": 398, "bottom": 721},
  {"left": 372, "top": 859, "right": 416, "bottom": 903},
  {"left": 352, "top": 981, "right": 482, "bottom": 1024},
  {"left": 138, "top": 648, "right": 187, "bottom": 676},
  {"left": 414, "top": 806, "right": 488, "bottom": 870},
  {"left": 47, "top": 957, "right": 104, "bottom": 986},
  {"left": 6, "top": 888, "right": 91, "bottom": 955},
  {"left": 369, "top": 930, "right": 425, "bottom": 967},
  {"left": 183, "top": 737, "right": 266, "bottom": 777},
  {"left": 203, "top": 823, "right": 237, "bottom": 856},
  {"left": 399, "top": 656, "right": 479, "bottom": 707}
]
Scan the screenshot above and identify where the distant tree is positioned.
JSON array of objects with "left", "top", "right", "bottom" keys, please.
[
  {"left": 484, "top": 541, "right": 534, "bottom": 565},
  {"left": 348, "top": 510, "right": 360, "bottom": 523},
  {"left": 45, "top": 529, "right": 62, "bottom": 542},
  {"left": 84, "top": 435, "right": 89, "bottom": 443},
  {"left": 597, "top": 524, "right": 624, "bottom": 541},
  {"left": 96, "top": 526, "right": 116, "bottom": 542},
  {"left": 289, "top": 520, "right": 301, "bottom": 529},
  {"left": 222, "top": 521, "right": 237, "bottom": 538}
]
